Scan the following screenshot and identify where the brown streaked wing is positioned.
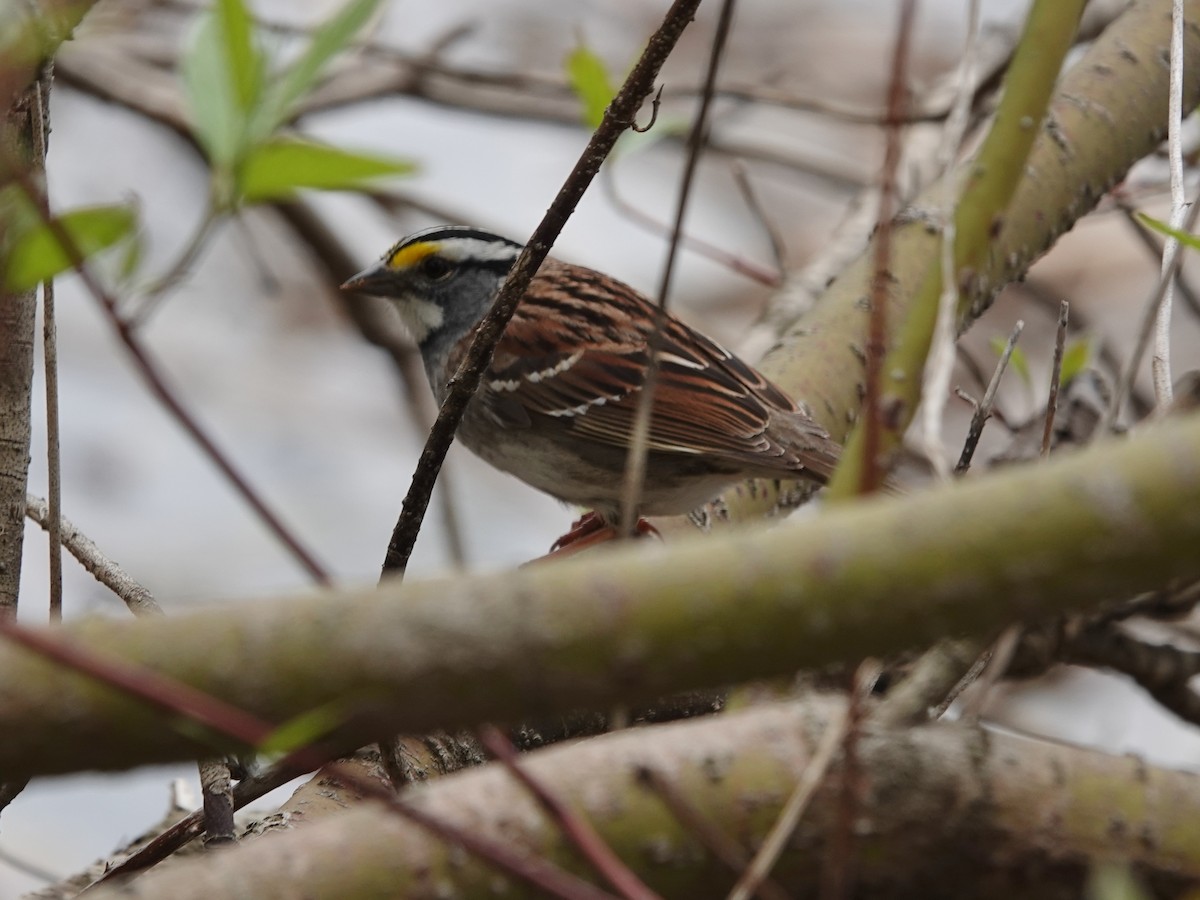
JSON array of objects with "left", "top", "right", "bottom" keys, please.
[{"left": 481, "top": 261, "right": 815, "bottom": 469}]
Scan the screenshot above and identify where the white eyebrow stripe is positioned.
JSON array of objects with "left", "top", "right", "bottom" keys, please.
[{"left": 438, "top": 238, "right": 523, "bottom": 264}]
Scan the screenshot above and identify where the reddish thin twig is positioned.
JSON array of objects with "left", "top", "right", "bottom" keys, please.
[
  {"left": 480, "top": 725, "right": 660, "bottom": 900},
  {"left": 0, "top": 619, "right": 272, "bottom": 747},
  {"left": 0, "top": 620, "right": 619, "bottom": 900},
  {"left": 860, "top": 0, "right": 917, "bottom": 494},
  {"left": 3, "top": 164, "right": 329, "bottom": 585}
]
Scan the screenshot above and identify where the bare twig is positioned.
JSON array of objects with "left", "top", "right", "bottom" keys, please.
[
  {"left": 860, "top": 0, "right": 917, "bottom": 495},
  {"left": 726, "top": 704, "right": 849, "bottom": 900},
  {"left": 1041, "top": 301, "right": 1069, "bottom": 456},
  {"left": 31, "top": 71, "right": 62, "bottom": 622},
  {"left": 1013, "top": 620, "right": 1200, "bottom": 728},
  {"left": 1117, "top": 202, "right": 1200, "bottom": 320},
  {"left": 479, "top": 726, "right": 659, "bottom": 900},
  {"left": 820, "top": 661, "right": 880, "bottom": 900},
  {"left": 954, "top": 320, "right": 1024, "bottom": 474},
  {"left": 1103, "top": 194, "right": 1200, "bottom": 432},
  {"left": 379, "top": 0, "right": 705, "bottom": 575},
  {"left": 730, "top": 160, "right": 787, "bottom": 276},
  {"left": 873, "top": 638, "right": 985, "bottom": 728},
  {"left": 620, "top": 0, "right": 738, "bottom": 539},
  {"left": 198, "top": 758, "right": 235, "bottom": 847},
  {"left": 919, "top": 0, "right": 982, "bottom": 477},
  {"left": 631, "top": 84, "right": 663, "bottom": 133},
  {"left": 25, "top": 494, "right": 162, "bottom": 617},
  {"left": 601, "top": 170, "right": 780, "bottom": 288},
  {"left": 2, "top": 619, "right": 618, "bottom": 900},
  {"left": 635, "top": 767, "right": 791, "bottom": 900},
  {"left": 1152, "top": 0, "right": 1189, "bottom": 410},
  {"left": 959, "top": 625, "right": 1021, "bottom": 720}
]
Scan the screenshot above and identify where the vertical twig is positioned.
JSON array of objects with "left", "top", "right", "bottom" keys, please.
[
  {"left": 860, "top": 0, "right": 917, "bottom": 494},
  {"left": 1040, "top": 301, "right": 1068, "bottom": 456},
  {"left": 620, "top": 0, "right": 739, "bottom": 539},
  {"left": 1102, "top": 196, "right": 1200, "bottom": 431},
  {"left": 1152, "top": 0, "right": 1187, "bottom": 410},
  {"left": 198, "top": 759, "right": 236, "bottom": 847},
  {"left": 919, "top": 0, "right": 982, "bottom": 477},
  {"left": 31, "top": 72, "right": 63, "bottom": 623},
  {"left": 821, "top": 661, "right": 881, "bottom": 900}
]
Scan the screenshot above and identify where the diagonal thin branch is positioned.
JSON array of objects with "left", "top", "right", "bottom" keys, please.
[
  {"left": 954, "top": 320, "right": 1024, "bottom": 474},
  {"left": 2, "top": 163, "right": 331, "bottom": 585},
  {"left": 24, "top": 494, "right": 162, "bottom": 617},
  {"left": 378, "top": 0, "right": 705, "bottom": 576}
]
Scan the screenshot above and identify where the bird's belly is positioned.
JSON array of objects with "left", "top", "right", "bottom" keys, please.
[{"left": 456, "top": 412, "right": 745, "bottom": 518}]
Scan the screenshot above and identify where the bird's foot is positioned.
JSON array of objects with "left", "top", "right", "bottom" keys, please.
[{"left": 530, "top": 513, "right": 660, "bottom": 563}]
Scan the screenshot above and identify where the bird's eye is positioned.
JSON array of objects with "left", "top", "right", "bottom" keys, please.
[{"left": 419, "top": 255, "right": 454, "bottom": 281}]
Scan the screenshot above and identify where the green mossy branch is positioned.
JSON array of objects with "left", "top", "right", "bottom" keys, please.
[
  {"left": 721, "top": 0, "right": 1200, "bottom": 521},
  {"left": 827, "top": 0, "right": 1087, "bottom": 498},
  {"left": 2, "top": 410, "right": 1200, "bottom": 776}
]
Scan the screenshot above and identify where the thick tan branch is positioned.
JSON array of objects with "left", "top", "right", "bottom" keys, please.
[{"left": 84, "top": 698, "right": 1200, "bottom": 899}]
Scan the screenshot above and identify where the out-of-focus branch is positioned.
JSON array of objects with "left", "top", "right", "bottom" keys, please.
[{"left": 4, "top": 409, "right": 1200, "bottom": 776}]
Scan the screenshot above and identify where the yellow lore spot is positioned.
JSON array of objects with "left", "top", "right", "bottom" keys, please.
[{"left": 388, "top": 241, "right": 438, "bottom": 270}]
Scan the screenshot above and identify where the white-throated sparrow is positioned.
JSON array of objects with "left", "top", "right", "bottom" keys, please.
[{"left": 342, "top": 226, "right": 841, "bottom": 548}]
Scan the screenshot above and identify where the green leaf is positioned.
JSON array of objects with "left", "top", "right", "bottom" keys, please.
[
  {"left": 1136, "top": 211, "right": 1200, "bottom": 253},
  {"left": 990, "top": 336, "right": 1030, "bottom": 384},
  {"left": 217, "top": 0, "right": 263, "bottom": 112},
  {"left": 258, "top": 701, "right": 349, "bottom": 756},
  {"left": 1059, "top": 336, "right": 1091, "bottom": 386},
  {"left": 181, "top": 12, "right": 244, "bottom": 168},
  {"left": 181, "top": 0, "right": 263, "bottom": 170},
  {"left": 257, "top": 0, "right": 384, "bottom": 135},
  {"left": 565, "top": 43, "right": 615, "bottom": 128},
  {"left": 238, "top": 137, "right": 416, "bottom": 202},
  {"left": 3, "top": 204, "right": 137, "bottom": 291}
]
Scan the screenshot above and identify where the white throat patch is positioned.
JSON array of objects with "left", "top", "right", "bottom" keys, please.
[{"left": 393, "top": 295, "right": 445, "bottom": 342}]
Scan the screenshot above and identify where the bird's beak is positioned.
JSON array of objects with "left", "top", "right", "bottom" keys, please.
[{"left": 340, "top": 261, "right": 391, "bottom": 293}]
